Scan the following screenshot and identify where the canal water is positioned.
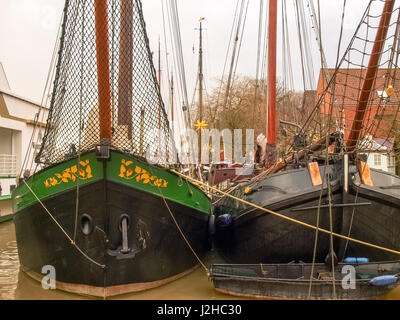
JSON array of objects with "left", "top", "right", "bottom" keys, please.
[{"left": 1, "top": 220, "right": 399, "bottom": 300}]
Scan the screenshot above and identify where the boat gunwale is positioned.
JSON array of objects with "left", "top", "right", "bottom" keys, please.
[
  {"left": 231, "top": 179, "right": 342, "bottom": 223},
  {"left": 11, "top": 149, "right": 211, "bottom": 215},
  {"left": 349, "top": 179, "right": 400, "bottom": 208},
  {"left": 210, "top": 260, "right": 400, "bottom": 284}
]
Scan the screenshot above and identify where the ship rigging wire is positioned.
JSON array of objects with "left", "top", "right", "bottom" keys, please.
[
  {"left": 22, "top": 180, "right": 106, "bottom": 269},
  {"left": 173, "top": 169, "right": 400, "bottom": 257}
]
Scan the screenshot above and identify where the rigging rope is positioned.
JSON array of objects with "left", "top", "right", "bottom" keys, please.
[
  {"left": 22, "top": 180, "right": 106, "bottom": 269},
  {"left": 147, "top": 166, "right": 210, "bottom": 276},
  {"left": 21, "top": 4, "right": 65, "bottom": 178},
  {"left": 172, "top": 169, "right": 400, "bottom": 257},
  {"left": 218, "top": 0, "right": 249, "bottom": 112}
]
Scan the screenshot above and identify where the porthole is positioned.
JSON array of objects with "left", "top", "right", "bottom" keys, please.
[{"left": 80, "top": 214, "right": 94, "bottom": 235}]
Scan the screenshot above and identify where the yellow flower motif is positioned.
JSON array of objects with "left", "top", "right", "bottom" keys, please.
[
  {"left": 44, "top": 160, "right": 93, "bottom": 188},
  {"left": 119, "top": 160, "right": 168, "bottom": 188}
]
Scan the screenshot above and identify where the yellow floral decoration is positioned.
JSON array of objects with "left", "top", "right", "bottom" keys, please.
[
  {"left": 44, "top": 159, "right": 93, "bottom": 188},
  {"left": 119, "top": 159, "right": 168, "bottom": 188}
]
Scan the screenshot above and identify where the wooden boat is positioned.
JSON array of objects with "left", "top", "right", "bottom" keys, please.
[
  {"left": 214, "top": 161, "right": 343, "bottom": 263},
  {"left": 213, "top": 0, "right": 400, "bottom": 269},
  {"left": 12, "top": 0, "right": 211, "bottom": 297},
  {"left": 211, "top": 261, "right": 400, "bottom": 300}
]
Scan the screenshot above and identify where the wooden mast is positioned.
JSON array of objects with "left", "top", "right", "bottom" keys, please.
[
  {"left": 347, "top": 0, "right": 395, "bottom": 152},
  {"left": 94, "top": 0, "right": 112, "bottom": 141},
  {"left": 157, "top": 36, "right": 162, "bottom": 156},
  {"left": 158, "top": 36, "right": 162, "bottom": 133},
  {"left": 171, "top": 73, "right": 174, "bottom": 133},
  {"left": 198, "top": 18, "right": 204, "bottom": 165},
  {"left": 118, "top": 0, "right": 134, "bottom": 140},
  {"left": 266, "top": 0, "right": 277, "bottom": 165}
]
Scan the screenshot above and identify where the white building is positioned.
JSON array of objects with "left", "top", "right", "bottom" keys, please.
[
  {"left": 0, "top": 62, "right": 48, "bottom": 218},
  {"left": 359, "top": 134, "right": 396, "bottom": 174}
]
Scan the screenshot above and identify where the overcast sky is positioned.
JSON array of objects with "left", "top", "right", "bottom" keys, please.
[{"left": 0, "top": 0, "right": 383, "bottom": 105}]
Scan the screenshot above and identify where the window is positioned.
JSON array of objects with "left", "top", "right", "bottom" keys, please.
[
  {"left": 388, "top": 155, "right": 396, "bottom": 167},
  {"left": 374, "top": 154, "right": 381, "bottom": 166}
]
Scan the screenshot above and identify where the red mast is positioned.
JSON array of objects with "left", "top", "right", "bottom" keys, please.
[
  {"left": 347, "top": 0, "right": 395, "bottom": 152},
  {"left": 266, "top": 0, "right": 277, "bottom": 165},
  {"left": 118, "top": 0, "right": 134, "bottom": 140},
  {"left": 94, "top": 0, "right": 112, "bottom": 141}
]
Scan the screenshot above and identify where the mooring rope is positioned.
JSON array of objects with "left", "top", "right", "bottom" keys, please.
[
  {"left": 148, "top": 166, "right": 210, "bottom": 277},
  {"left": 171, "top": 169, "right": 400, "bottom": 257},
  {"left": 22, "top": 180, "right": 106, "bottom": 269}
]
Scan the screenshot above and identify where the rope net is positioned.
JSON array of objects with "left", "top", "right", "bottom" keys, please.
[
  {"left": 36, "top": 0, "right": 175, "bottom": 167},
  {"left": 297, "top": 0, "right": 400, "bottom": 161}
]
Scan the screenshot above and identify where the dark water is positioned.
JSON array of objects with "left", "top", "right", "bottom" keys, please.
[{"left": 1, "top": 220, "right": 400, "bottom": 300}]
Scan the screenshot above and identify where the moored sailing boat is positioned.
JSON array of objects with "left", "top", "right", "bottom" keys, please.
[
  {"left": 12, "top": 0, "right": 210, "bottom": 297},
  {"left": 213, "top": 0, "right": 342, "bottom": 264},
  {"left": 213, "top": 0, "right": 400, "bottom": 268}
]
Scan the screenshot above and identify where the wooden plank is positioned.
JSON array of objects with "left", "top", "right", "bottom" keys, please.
[
  {"left": 358, "top": 161, "right": 373, "bottom": 186},
  {"left": 307, "top": 162, "right": 322, "bottom": 186}
]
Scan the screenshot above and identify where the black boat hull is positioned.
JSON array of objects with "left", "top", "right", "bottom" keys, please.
[
  {"left": 338, "top": 168, "right": 400, "bottom": 262},
  {"left": 214, "top": 166, "right": 342, "bottom": 263},
  {"left": 214, "top": 163, "right": 400, "bottom": 266},
  {"left": 14, "top": 179, "right": 210, "bottom": 297}
]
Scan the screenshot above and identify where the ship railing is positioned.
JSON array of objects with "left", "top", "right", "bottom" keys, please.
[{"left": 0, "top": 154, "right": 17, "bottom": 177}]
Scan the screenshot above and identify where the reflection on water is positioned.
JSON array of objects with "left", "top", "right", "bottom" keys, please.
[
  {"left": 0, "top": 239, "right": 19, "bottom": 300},
  {"left": 0, "top": 220, "right": 399, "bottom": 300},
  {"left": 0, "top": 221, "right": 19, "bottom": 300}
]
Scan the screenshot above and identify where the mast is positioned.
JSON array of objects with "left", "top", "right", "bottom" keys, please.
[
  {"left": 347, "top": 0, "right": 395, "bottom": 152},
  {"left": 198, "top": 18, "right": 204, "bottom": 164},
  {"left": 118, "top": 0, "right": 134, "bottom": 140},
  {"left": 158, "top": 36, "right": 162, "bottom": 130},
  {"left": 199, "top": 19, "right": 204, "bottom": 124},
  {"left": 158, "top": 36, "right": 162, "bottom": 153},
  {"left": 94, "top": 0, "right": 112, "bottom": 141},
  {"left": 171, "top": 73, "right": 174, "bottom": 134},
  {"left": 266, "top": 0, "right": 277, "bottom": 165}
]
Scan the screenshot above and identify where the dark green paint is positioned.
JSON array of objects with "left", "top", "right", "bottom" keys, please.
[
  {"left": 12, "top": 151, "right": 211, "bottom": 215},
  {"left": 107, "top": 151, "right": 211, "bottom": 214},
  {"left": 12, "top": 152, "right": 103, "bottom": 212}
]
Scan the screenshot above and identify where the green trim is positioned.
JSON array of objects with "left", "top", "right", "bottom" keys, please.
[
  {"left": 107, "top": 151, "right": 211, "bottom": 215},
  {"left": 12, "top": 152, "right": 103, "bottom": 212},
  {"left": 12, "top": 150, "right": 211, "bottom": 215},
  {"left": 0, "top": 195, "right": 11, "bottom": 201},
  {"left": 0, "top": 176, "right": 16, "bottom": 179},
  {"left": 0, "top": 213, "right": 13, "bottom": 223}
]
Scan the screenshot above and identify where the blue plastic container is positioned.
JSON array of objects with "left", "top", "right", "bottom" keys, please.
[
  {"left": 344, "top": 257, "right": 369, "bottom": 264},
  {"left": 369, "top": 275, "right": 398, "bottom": 287}
]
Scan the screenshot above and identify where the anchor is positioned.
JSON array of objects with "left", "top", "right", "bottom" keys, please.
[
  {"left": 107, "top": 214, "right": 141, "bottom": 260},
  {"left": 120, "top": 214, "right": 130, "bottom": 254}
]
